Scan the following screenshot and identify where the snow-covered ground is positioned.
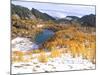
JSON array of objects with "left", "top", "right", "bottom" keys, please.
[
  {"left": 12, "top": 53, "right": 95, "bottom": 74},
  {"left": 11, "top": 37, "right": 95, "bottom": 74},
  {"left": 12, "top": 37, "right": 39, "bottom": 51}
]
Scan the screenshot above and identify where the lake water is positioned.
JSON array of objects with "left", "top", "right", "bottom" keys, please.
[{"left": 34, "top": 29, "right": 55, "bottom": 45}]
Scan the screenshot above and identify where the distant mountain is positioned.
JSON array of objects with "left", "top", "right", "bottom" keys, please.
[
  {"left": 55, "top": 16, "right": 79, "bottom": 24},
  {"left": 11, "top": 4, "right": 36, "bottom": 19},
  {"left": 79, "top": 14, "right": 96, "bottom": 27},
  {"left": 66, "top": 16, "right": 79, "bottom": 21},
  {"left": 61, "top": 15, "right": 96, "bottom": 27},
  {"left": 56, "top": 18, "right": 71, "bottom": 24},
  {"left": 11, "top": 4, "right": 96, "bottom": 27},
  {"left": 11, "top": 4, "right": 56, "bottom": 21},
  {"left": 31, "top": 8, "right": 56, "bottom": 21}
]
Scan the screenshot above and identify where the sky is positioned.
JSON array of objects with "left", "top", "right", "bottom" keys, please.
[{"left": 11, "top": 0, "right": 96, "bottom": 18}]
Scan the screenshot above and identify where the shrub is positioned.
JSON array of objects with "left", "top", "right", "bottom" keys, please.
[
  {"left": 32, "top": 50, "right": 41, "bottom": 53},
  {"left": 38, "top": 51, "right": 48, "bottom": 63},
  {"left": 51, "top": 47, "right": 61, "bottom": 58},
  {"left": 12, "top": 51, "right": 24, "bottom": 62}
]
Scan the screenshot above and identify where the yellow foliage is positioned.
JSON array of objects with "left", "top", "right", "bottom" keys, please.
[
  {"left": 70, "top": 43, "right": 78, "bottom": 57},
  {"left": 38, "top": 51, "right": 48, "bottom": 63},
  {"left": 51, "top": 48, "right": 61, "bottom": 58},
  {"left": 83, "top": 49, "right": 96, "bottom": 64},
  {"left": 12, "top": 51, "right": 34, "bottom": 63},
  {"left": 32, "top": 50, "right": 41, "bottom": 53},
  {"left": 12, "top": 51, "right": 24, "bottom": 62}
]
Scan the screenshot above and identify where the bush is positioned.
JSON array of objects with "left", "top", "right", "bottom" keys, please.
[
  {"left": 38, "top": 51, "right": 48, "bottom": 63},
  {"left": 51, "top": 47, "right": 61, "bottom": 58},
  {"left": 12, "top": 51, "right": 24, "bottom": 62},
  {"left": 32, "top": 50, "right": 41, "bottom": 53}
]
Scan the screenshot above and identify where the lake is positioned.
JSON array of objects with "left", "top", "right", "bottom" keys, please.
[{"left": 34, "top": 29, "right": 55, "bottom": 45}]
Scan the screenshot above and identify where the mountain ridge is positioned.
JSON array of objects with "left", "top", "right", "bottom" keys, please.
[{"left": 11, "top": 3, "right": 96, "bottom": 27}]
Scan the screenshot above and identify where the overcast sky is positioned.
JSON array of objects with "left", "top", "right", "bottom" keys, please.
[{"left": 12, "top": 1, "right": 95, "bottom": 18}]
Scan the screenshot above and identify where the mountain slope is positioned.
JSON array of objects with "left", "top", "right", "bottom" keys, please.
[
  {"left": 79, "top": 14, "right": 96, "bottom": 27},
  {"left": 31, "top": 8, "right": 56, "bottom": 21},
  {"left": 11, "top": 4, "right": 36, "bottom": 19}
]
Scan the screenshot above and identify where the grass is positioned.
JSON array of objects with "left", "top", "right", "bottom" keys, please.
[
  {"left": 38, "top": 51, "right": 48, "bottom": 63},
  {"left": 51, "top": 47, "right": 61, "bottom": 58},
  {"left": 12, "top": 46, "right": 96, "bottom": 64},
  {"left": 12, "top": 51, "right": 24, "bottom": 62}
]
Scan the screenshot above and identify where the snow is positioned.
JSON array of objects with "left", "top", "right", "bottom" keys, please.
[
  {"left": 12, "top": 53, "right": 95, "bottom": 74},
  {"left": 12, "top": 37, "right": 39, "bottom": 51}
]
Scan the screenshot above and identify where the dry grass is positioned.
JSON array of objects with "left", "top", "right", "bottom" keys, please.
[
  {"left": 51, "top": 48, "right": 61, "bottom": 58},
  {"left": 69, "top": 42, "right": 96, "bottom": 63},
  {"left": 82, "top": 48, "right": 96, "bottom": 64},
  {"left": 38, "top": 51, "right": 48, "bottom": 63},
  {"left": 12, "top": 51, "right": 24, "bottom": 62},
  {"left": 12, "top": 51, "right": 34, "bottom": 63}
]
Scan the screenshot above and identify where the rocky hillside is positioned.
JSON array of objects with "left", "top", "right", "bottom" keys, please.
[
  {"left": 11, "top": 4, "right": 36, "bottom": 19},
  {"left": 11, "top": 4, "right": 55, "bottom": 21},
  {"left": 31, "top": 8, "right": 56, "bottom": 21},
  {"left": 79, "top": 14, "right": 96, "bottom": 27}
]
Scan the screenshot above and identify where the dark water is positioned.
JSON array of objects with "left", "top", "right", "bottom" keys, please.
[{"left": 34, "top": 29, "right": 55, "bottom": 45}]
